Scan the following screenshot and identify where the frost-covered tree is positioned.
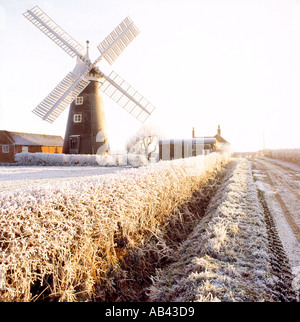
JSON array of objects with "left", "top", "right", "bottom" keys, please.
[{"left": 127, "top": 124, "right": 162, "bottom": 160}]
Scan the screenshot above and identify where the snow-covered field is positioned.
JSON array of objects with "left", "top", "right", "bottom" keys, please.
[
  {"left": 0, "top": 166, "right": 126, "bottom": 193},
  {"left": 0, "top": 152, "right": 149, "bottom": 193}
]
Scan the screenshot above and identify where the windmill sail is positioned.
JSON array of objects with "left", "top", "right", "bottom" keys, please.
[
  {"left": 24, "top": 5, "right": 156, "bottom": 131},
  {"left": 100, "top": 71, "right": 155, "bottom": 123},
  {"left": 23, "top": 6, "right": 86, "bottom": 61},
  {"left": 96, "top": 17, "right": 139, "bottom": 65},
  {"left": 32, "top": 72, "right": 90, "bottom": 123}
]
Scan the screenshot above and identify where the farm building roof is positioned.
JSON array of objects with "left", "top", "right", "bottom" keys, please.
[{"left": 0, "top": 130, "right": 63, "bottom": 146}]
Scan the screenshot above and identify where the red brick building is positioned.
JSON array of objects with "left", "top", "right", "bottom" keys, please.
[{"left": 0, "top": 130, "right": 63, "bottom": 163}]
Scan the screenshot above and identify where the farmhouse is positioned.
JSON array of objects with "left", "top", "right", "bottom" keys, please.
[
  {"left": 213, "top": 125, "right": 230, "bottom": 146},
  {"left": 159, "top": 138, "right": 216, "bottom": 161},
  {"left": 193, "top": 125, "right": 229, "bottom": 144},
  {"left": 0, "top": 130, "right": 63, "bottom": 163},
  {"left": 159, "top": 125, "right": 230, "bottom": 161}
]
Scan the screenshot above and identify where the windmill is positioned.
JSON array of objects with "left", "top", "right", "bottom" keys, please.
[{"left": 23, "top": 6, "right": 155, "bottom": 155}]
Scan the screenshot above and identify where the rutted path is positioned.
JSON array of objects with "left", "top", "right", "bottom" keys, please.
[
  {"left": 251, "top": 158, "right": 300, "bottom": 263},
  {"left": 257, "top": 189, "right": 297, "bottom": 301},
  {"left": 251, "top": 157, "right": 300, "bottom": 299}
]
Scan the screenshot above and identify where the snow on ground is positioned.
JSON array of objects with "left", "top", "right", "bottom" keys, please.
[
  {"left": 251, "top": 157, "right": 300, "bottom": 294},
  {"left": 0, "top": 166, "right": 127, "bottom": 193},
  {"left": 262, "top": 157, "right": 300, "bottom": 174},
  {"left": 0, "top": 152, "right": 150, "bottom": 193}
]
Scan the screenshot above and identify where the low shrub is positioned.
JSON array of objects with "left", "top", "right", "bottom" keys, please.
[{"left": 14, "top": 152, "right": 148, "bottom": 167}]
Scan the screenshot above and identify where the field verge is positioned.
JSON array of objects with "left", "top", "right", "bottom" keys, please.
[
  {"left": 260, "top": 149, "right": 300, "bottom": 166},
  {"left": 148, "top": 159, "right": 292, "bottom": 301}
]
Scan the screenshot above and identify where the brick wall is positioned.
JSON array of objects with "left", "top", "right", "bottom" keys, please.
[
  {"left": 0, "top": 145, "right": 62, "bottom": 163},
  {"left": 41, "top": 146, "right": 63, "bottom": 153},
  {"left": 0, "top": 144, "right": 16, "bottom": 163}
]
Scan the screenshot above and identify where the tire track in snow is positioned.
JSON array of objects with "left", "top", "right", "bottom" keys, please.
[
  {"left": 259, "top": 159, "right": 300, "bottom": 194},
  {"left": 253, "top": 159, "right": 300, "bottom": 243},
  {"left": 264, "top": 158, "right": 300, "bottom": 181},
  {"left": 257, "top": 189, "right": 298, "bottom": 301}
]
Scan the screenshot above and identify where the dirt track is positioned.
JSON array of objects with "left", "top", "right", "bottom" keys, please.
[
  {"left": 251, "top": 157, "right": 300, "bottom": 294},
  {"left": 253, "top": 158, "right": 300, "bottom": 242}
]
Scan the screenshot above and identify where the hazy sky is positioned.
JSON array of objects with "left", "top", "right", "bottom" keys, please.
[{"left": 0, "top": 0, "right": 299, "bottom": 152}]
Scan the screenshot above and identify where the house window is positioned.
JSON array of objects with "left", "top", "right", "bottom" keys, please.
[
  {"left": 75, "top": 97, "right": 83, "bottom": 105},
  {"left": 2, "top": 145, "right": 9, "bottom": 153},
  {"left": 74, "top": 114, "right": 82, "bottom": 123},
  {"left": 22, "top": 146, "right": 29, "bottom": 153}
]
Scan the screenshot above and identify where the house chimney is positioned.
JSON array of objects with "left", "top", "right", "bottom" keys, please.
[
  {"left": 192, "top": 127, "right": 195, "bottom": 138},
  {"left": 217, "top": 125, "right": 221, "bottom": 136}
]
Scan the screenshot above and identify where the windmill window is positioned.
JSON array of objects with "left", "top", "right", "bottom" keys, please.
[
  {"left": 69, "top": 136, "right": 80, "bottom": 154},
  {"left": 75, "top": 97, "right": 83, "bottom": 105},
  {"left": 2, "top": 145, "right": 9, "bottom": 153},
  {"left": 74, "top": 114, "right": 82, "bottom": 123}
]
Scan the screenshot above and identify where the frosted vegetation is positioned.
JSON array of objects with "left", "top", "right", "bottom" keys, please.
[
  {"left": 261, "top": 149, "right": 300, "bottom": 166},
  {"left": 0, "top": 152, "right": 229, "bottom": 301},
  {"left": 14, "top": 152, "right": 148, "bottom": 167},
  {"left": 149, "top": 159, "right": 279, "bottom": 301}
]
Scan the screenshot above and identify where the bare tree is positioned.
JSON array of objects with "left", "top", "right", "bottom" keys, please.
[{"left": 127, "top": 124, "right": 162, "bottom": 160}]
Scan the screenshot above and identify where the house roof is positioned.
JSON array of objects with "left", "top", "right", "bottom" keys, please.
[
  {"left": 214, "top": 133, "right": 229, "bottom": 144},
  {"left": 193, "top": 125, "right": 229, "bottom": 145},
  {"left": 0, "top": 130, "right": 63, "bottom": 146}
]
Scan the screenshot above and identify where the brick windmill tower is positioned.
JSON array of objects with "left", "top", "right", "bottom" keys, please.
[{"left": 23, "top": 6, "right": 155, "bottom": 154}]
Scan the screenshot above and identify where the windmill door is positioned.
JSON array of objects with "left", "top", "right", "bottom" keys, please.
[{"left": 69, "top": 135, "right": 80, "bottom": 154}]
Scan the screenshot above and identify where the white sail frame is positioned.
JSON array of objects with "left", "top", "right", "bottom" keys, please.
[
  {"left": 100, "top": 71, "right": 155, "bottom": 123},
  {"left": 23, "top": 6, "right": 88, "bottom": 63},
  {"left": 96, "top": 17, "right": 139, "bottom": 65},
  {"left": 32, "top": 72, "right": 90, "bottom": 123}
]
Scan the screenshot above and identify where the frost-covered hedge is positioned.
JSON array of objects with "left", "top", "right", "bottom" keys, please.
[
  {"left": 15, "top": 152, "right": 148, "bottom": 167},
  {"left": 0, "top": 152, "right": 229, "bottom": 301},
  {"left": 261, "top": 149, "right": 300, "bottom": 166},
  {"left": 149, "top": 159, "right": 278, "bottom": 302}
]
